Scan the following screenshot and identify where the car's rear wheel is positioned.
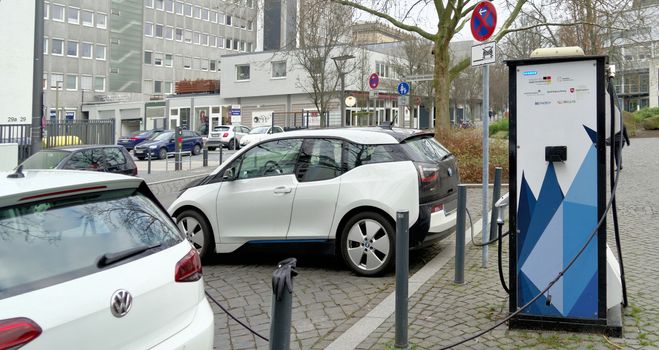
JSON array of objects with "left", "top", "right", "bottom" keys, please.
[
  {"left": 228, "top": 138, "right": 237, "bottom": 150},
  {"left": 176, "top": 210, "right": 214, "bottom": 261},
  {"left": 340, "top": 212, "right": 395, "bottom": 276},
  {"left": 192, "top": 144, "right": 201, "bottom": 155},
  {"left": 158, "top": 147, "right": 167, "bottom": 160}
]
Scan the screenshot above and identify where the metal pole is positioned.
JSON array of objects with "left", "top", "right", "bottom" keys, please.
[
  {"left": 340, "top": 72, "right": 346, "bottom": 128},
  {"left": 270, "top": 258, "right": 297, "bottom": 350},
  {"left": 219, "top": 145, "right": 223, "bottom": 164},
  {"left": 203, "top": 148, "right": 208, "bottom": 167},
  {"left": 490, "top": 167, "right": 502, "bottom": 240},
  {"left": 481, "top": 64, "right": 490, "bottom": 268},
  {"left": 455, "top": 185, "right": 467, "bottom": 284},
  {"left": 394, "top": 210, "right": 409, "bottom": 349},
  {"left": 147, "top": 152, "right": 152, "bottom": 174},
  {"left": 31, "top": 0, "right": 44, "bottom": 155}
]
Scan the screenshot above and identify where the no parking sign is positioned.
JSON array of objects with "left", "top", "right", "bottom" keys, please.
[{"left": 471, "top": 2, "right": 497, "bottom": 42}]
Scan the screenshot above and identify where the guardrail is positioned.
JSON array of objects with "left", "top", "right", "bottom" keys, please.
[{"left": 165, "top": 151, "right": 192, "bottom": 171}]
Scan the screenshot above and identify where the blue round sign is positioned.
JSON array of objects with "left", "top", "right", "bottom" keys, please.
[
  {"left": 369, "top": 73, "right": 379, "bottom": 89},
  {"left": 397, "top": 82, "right": 410, "bottom": 96}
]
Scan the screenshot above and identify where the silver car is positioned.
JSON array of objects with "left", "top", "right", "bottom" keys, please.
[{"left": 206, "top": 125, "right": 251, "bottom": 150}]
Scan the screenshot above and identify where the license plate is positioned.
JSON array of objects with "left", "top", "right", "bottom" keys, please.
[{"left": 134, "top": 150, "right": 144, "bottom": 154}]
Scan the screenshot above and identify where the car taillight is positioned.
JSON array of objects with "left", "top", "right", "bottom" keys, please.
[
  {"left": 175, "top": 249, "right": 202, "bottom": 282},
  {"left": 0, "top": 317, "right": 42, "bottom": 350},
  {"left": 416, "top": 163, "right": 439, "bottom": 183},
  {"left": 222, "top": 132, "right": 229, "bottom": 137},
  {"left": 129, "top": 137, "right": 140, "bottom": 141},
  {"left": 131, "top": 166, "right": 138, "bottom": 176},
  {"left": 431, "top": 203, "right": 444, "bottom": 213}
]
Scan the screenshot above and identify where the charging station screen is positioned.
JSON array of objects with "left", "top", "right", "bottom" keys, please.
[{"left": 515, "top": 60, "right": 600, "bottom": 319}]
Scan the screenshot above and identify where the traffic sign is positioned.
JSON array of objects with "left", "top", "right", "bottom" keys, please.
[
  {"left": 398, "top": 96, "right": 409, "bottom": 106},
  {"left": 471, "top": 41, "right": 496, "bottom": 67},
  {"left": 369, "top": 73, "right": 379, "bottom": 89},
  {"left": 369, "top": 90, "right": 379, "bottom": 99},
  {"left": 397, "top": 82, "right": 410, "bottom": 96},
  {"left": 471, "top": 1, "right": 497, "bottom": 42},
  {"left": 345, "top": 95, "right": 356, "bottom": 107}
]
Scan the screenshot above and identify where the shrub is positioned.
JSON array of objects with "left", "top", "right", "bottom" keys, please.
[
  {"left": 437, "top": 129, "right": 508, "bottom": 184},
  {"left": 642, "top": 115, "right": 659, "bottom": 130},
  {"left": 623, "top": 111, "right": 636, "bottom": 137},
  {"left": 488, "top": 118, "right": 509, "bottom": 136},
  {"left": 633, "top": 107, "right": 659, "bottom": 123}
]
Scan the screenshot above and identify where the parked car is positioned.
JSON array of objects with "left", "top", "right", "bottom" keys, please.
[
  {"left": 169, "top": 126, "right": 460, "bottom": 276},
  {"left": 116, "top": 129, "right": 164, "bottom": 150},
  {"left": 0, "top": 169, "right": 213, "bottom": 349},
  {"left": 19, "top": 145, "right": 138, "bottom": 176},
  {"left": 206, "top": 125, "right": 251, "bottom": 150},
  {"left": 133, "top": 130, "right": 203, "bottom": 160},
  {"left": 238, "top": 126, "right": 285, "bottom": 147}
]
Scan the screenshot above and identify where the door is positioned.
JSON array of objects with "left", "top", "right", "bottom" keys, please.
[
  {"left": 287, "top": 138, "right": 343, "bottom": 239},
  {"left": 182, "top": 131, "right": 195, "bottom": 152},
  {"left": 217, "top": 139, "right": 303, "bottom": 243}
]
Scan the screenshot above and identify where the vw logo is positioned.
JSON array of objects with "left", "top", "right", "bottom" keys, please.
[
  {"left": 110, "top": 289, "right": 133, "bottom": 318},
  {"left": 447, "top": 167, "right": 453, "bottom": 177}
]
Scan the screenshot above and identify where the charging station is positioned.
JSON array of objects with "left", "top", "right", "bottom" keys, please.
[{"left": 506, "top": 54, "right": 623, "bottom": 335}]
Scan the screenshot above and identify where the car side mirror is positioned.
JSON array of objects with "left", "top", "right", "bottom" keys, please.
[
  {"left": 170, "top": 138, "right": 175, "bottom": 143},
  {"left": 223, "top": 168, "right": 236, "bottom": 181}
]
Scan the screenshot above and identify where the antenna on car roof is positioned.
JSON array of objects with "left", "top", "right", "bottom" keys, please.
[
  {"left": 378, "top": 121, "right": 394, "bottom": 129},
  {"left": 7, "top": 165, "right": 25, "bottom": 179}
]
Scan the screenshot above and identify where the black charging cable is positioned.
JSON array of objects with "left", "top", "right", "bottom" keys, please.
[{"left": 205, "top": 290, "right": 270, "bottom": 342}]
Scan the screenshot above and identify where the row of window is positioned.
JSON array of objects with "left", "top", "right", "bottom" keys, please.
[
  {"left": 145, "top": 0, "right": 254, "bottom": 30},
  {"left": 235, "top": 61, "right": 287, "bottom": 81},
  {"left": 44, "top": 38, "right": 106, "bottom": 60},
  {"left": 45, "top": 73, "right": 106, "bottom": 92},
  {"left": 144, "top": 51, "right": 221, "bottom": 72},
  {"left": 144, "top": 23, "right": 253, "bottom": 52},
  {"left": 45, "top": 3, "right": 107, "bottom": 29},
  {"left": 143, "top": 80, "right": 174, "bottom": 95}
]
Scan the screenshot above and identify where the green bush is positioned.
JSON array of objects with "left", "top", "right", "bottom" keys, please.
[
  {"left": 491, "top": 130, "right": 509, "bottom": 139},
  {"left": 633, "top": 107, "right": 659, "bottom": 123},
  {"left": 623, "top": 111, "right": 636, "bottom": 137},
  {"left": 488, "top": 118, "right": 509, "bottom": 136},
  {"left": 642, "top": 115, "right": 659, "bottom": 130},
  {"left": 437, "top": 129, "right": 508, "bottom": 184}
]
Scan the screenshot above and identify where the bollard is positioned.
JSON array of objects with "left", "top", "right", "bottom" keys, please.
[
  {"left": 489, "top": 167, "right": 503, "bottom": 240},
  {"left": 147, "top": 152, "right": 152, "bottom": 174},
  {"left": 395, "top": 210, "right": 409, "bottom": 349},
  {"left": 219, "top": 146, "right": 223, "bottom": 165},
  {"left": 270, "top": 258, "right": 297, "bottom": 350},
  {"left": 175, "top": 152, "right": 181, "bottom": 171},
  {"left": 203, "top": 149, "right": 208, "bottom": 167},
  {"left": 454, "top": 185, "right": 467, "bottom": 284}
]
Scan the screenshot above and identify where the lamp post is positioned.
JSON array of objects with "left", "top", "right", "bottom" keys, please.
[{"left": 331, "top": 54, "right": 355, "bottom": 128}]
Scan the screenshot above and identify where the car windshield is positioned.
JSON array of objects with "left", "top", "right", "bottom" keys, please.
[
  {"left": 20, "top": 150, "right": 70, "bottom": 169},
  {"left": 0, "top": 189, "right": 182, "bottom": 299},
  {"left": 153, "top": 132, "right": 174, "bottom": 141},
  {"left": 402, "top": 136, "right": 451, "bottom": 162},
  {"left": 213, "top": 126, "right": 230, "bottom": 132},
  {"left": 250, "top": 127, "right": 269, "bottom": 134}
]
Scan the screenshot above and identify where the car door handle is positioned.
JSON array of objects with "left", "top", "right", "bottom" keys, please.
[{"left": 273, "top": 186, "right": 292, "bottom": 194}]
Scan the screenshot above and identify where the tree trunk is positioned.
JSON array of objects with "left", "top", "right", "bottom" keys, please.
[{"left": 433, "top": 40, "right": 451, "bottom": 133}]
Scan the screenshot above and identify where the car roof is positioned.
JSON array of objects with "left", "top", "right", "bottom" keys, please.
[
  {"left": 0, "top": 170, "right": 144, "bottom": 208},
  {"left": 268, "top": 126, "right": 434, "bottom": 144}
]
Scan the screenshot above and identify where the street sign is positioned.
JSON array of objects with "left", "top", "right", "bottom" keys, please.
[
  {"left": 369, "top": 73, "right": 379, "bottom": 89},
  {"left": 397, "top": 82, "right": 410, "bottom": 96},
  {"left": 471, "top": 41, "right": 496, "bottom": 67},
  {"left": 398, "top": 96, "right": 410, "bottom": 106},
  {"left": 404, "top": 74, "right": 433, "bottom": 82},
  {"left": 369, "top": 90, "right": 379, "bottom": 99},
  {"left": 471, "top": 1, "right": 497, "bottom": 42},
  {"left": 345, "top": 95, "right": 356, "bottom": 107}
]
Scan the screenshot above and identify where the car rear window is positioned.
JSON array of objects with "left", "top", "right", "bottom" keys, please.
[
  {"left": 213, "top": 126, "right": 230, "bottom": 132},
  {"left": 20, "top": 150, "right": 69, "bottom": 169},
  {"left": 402, "top": 136, "right": 451, "bottom": 162},
  {"left": 0, "top": 189, "right": 182, "bottom": 299}
]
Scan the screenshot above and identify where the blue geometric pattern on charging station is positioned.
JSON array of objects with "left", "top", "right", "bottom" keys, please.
[{"left": 517, "top": 126, "right": 599, "bottom": 319}]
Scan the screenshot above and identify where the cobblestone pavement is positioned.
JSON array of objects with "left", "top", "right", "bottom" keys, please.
[{"left": 358, "top": 138, "right": 658, "bottom": 349}]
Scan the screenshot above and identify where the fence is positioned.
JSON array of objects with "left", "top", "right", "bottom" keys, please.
[{"left": 272, "top": 111, "right": 335, "bottom": 131}]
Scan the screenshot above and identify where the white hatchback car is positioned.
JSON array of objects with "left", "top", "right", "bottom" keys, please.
[
  {"left": 239, "top": 125, "right": 285, "bottom": 147},
  {"left": 206, "top": 125, "right": 251, "bottom": 150},
  {"left": 0, "top": 170, "right": 213, "bottom": 349},
  {"left": 170, "top": 126, "right": 459, "bottom": 276}
]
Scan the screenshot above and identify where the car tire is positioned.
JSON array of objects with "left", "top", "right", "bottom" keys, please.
[
  {"left": 176, "top": 209, "right": 215, "bottom": 262},
  {"left": 192, "top": 144, "right": 201, "bottom": 155},
  {"left": 208, "top": 146, "right": 216, "bottom": 151},
  {"left": 158, "top": 147, "right": 167, "bottom": 160},
  {"left": 230, "top": 139, "right": 239, "bottom": 150},
  {"left": 136, "top": 157, "right": 145, "bottom": 161},
  {"left": 339, "top": 211, "right": 395, "bottom": 277}
]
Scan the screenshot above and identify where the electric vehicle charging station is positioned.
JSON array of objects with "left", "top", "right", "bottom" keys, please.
[{"left": 506, "top": 51, "right": 624, "bottom": 335}]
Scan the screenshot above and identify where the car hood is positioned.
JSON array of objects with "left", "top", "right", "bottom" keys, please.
[{"left": 135, "top": 139, "right": 166, "bottom": 148}]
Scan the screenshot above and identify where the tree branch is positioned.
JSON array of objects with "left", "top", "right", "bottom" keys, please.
[
  {"left": 498, "top": 20, "right": 628, "bottom": 37},
  {"left": 449, "top": 58, "right": 471, "bottom": 82},
  {"left": 493, "top": 0, "right": 528, "bottom": 42}
]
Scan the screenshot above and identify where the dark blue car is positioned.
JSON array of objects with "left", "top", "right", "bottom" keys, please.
[
  {"left": 116, "top": 129, "right": 163, "bottom": 150},
  {"left": 133, "top": 130, "right": 203, "bottom": 160}
]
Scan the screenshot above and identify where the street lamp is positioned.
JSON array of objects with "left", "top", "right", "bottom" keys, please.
[{"left": 332, "top": 54, "right": 355, "bottom": 128}]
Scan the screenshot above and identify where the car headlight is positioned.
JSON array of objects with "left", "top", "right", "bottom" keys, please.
[{"left": 149, "top": 145, "right": 158, "bottom": 149}]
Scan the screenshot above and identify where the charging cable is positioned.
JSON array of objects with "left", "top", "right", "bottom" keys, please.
[{"left": 205, "top": 290, "right": 270, "bottom": 342}]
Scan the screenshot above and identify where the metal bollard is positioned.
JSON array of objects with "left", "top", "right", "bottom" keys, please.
[
  {"left": 175, "top": 152, "right": 181, "bottom": 171},
  {"left": 203, "top": 149, "right": 208, "bottom": 167},
  {"left": 147, "top": 152, "right": 152, "bottom": 174},
  {"left": 395, "top": 211, "right": 409, "bottom": 349},
  {"left": 270, "top": 258, "right": 297, "bottom": 350},
  {"left": 489, "top": 167, "right": 503, "bottom": 240},
  {"left": 219, "top": 146, "right": 223, "bottom": 165},
  {"left": 454, "top": 185, "right": 467, "bottom": 284}
]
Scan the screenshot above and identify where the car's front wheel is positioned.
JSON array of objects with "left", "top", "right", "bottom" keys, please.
[
  {"left": 339, "top": 212, "right": 395, "bottom": 276},
  {"left": 192, "top": 144, "right": 201, "bottom": 155},
  {"left": 158, "top": 147, "right": 167, "bottom": 160},
  {"left": 176, "top": 210, "right": 214, "bottom": 261}
]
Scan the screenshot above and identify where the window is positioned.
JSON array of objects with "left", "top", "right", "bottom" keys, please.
[
  {"left": 210, "top": 35, "right": 217, "bottom": 47},
  {"left": 232, "top": 40, "right": 238, "bottom": 50},
  {"left": 193, "top": 58, "right": 200, "bottom": 70},
  {"left": 346, "top": 143, "right": 399, "bottom": 169},
  {"left": 67, "top": 7, "right": 79, "bottom": 24},
  {"left": 201, "top": 59, "right": 208, "bottom": 71},
  {"left": 240, "top": 41, "right": 245, "bottom": 52},
  {"left": 155, "top": 24, "right": 163, "bottom": 38},
  {"left": 104, "top": 148, "right": 127, "bottom": 167},
  {"left": 296, "top": 139, "right": 343, "bottom": 182},
  {"left": 164, "top": 81, "right": 172, "bottom": 94},
  {"left": 236, "top": 65, "right": 250, "bottom": 80},
  {"left": 193, "top": 6, "right": 201, "bottom": 18},
  {"left": 52, "top": 4, "right": 65, "bottom": 21},
  {"left": 201, "top": 33, "right": 208, "bottom": 46},
  {"left": 154, "top": 80, "right": 162, "bottom": 93},
  {"left": 44, "top": 2, "right": 50, "bottom": 19},
  {"left": 165, "top": 26, "right": 173, "bottom": 40},
  {"left": 218, "top": 13, "right": 225, "bottom": 24},
  {"left": 272, "top": 61, "right": 286, "bottom": 78},
  {"left": 43, "top": 73, "right": 48, "bottom": 90},
  {"left": 193, "top": 32, "right": 200, "bottom": 44},
  {"left": 50, "top": 74, "right": 64, "bottom": 89},
  {"left": 67, "top": 41, "right": 78, "bottom": 56},
  {"left": 110, "top": 67, "right": 119, "bottom": 74},
  {"left": 143, "top": 80, "right": 153, "bottom": 93},
  {"left": 175, "top": 1, "right": 183, "bottom": 14},
  {"left": 43, "top": 38, "right": 49, "bottom": 54},
  {"left": 376, "top": 62, "right": 391, "bottom": 78},
  {"left": 210, "top": 60, "right": 216, "bottom": 71},
  {"left": 247, "top": 0, "right": 253, "bottom": 7},
  {"left": 210, "top": 11, "right": 217, "bottom": 22},
  {"left": 184, "top": 3, "right": 192, "bottom": 16},
  {"left": 144, "top": 51, "right": 152, "bottom": 64},
  {"left": 233, "top": 139, "right": 302, "bottom": 180},
  {"left": 247, "top": 42, "right": 253, "bottom": 52},
  {"left": 154, "top": 53, "right": 163, "bottom": 66},
  {"left": 225, "top": 38, "right": 231, "bottom": 49},
  {"left": 165, "top": 54, "right": 172, "bottom": 67},
  {"left": 81, "top": 76, "right": 93, "bottom": 90},
  {"left": 165, "top": 0, "right": 174, "bottom": 12},
  {"left": 144, "top": 22, "right": 153, "bottom": 36},
  {"left": 66, "top": 75, "right": 77, "bottom": 90},
  {"left": 175, "top": 28, "right": 183, "bottom": 41},
  {"left": 155, "top": 0, "right": 164, "bottom": 10},
  {"left": 51, "top": 39, "right": 64, "bottom": 55},
  {"left": 94, "top": 77, "right": 105, "bottom": 92},
  {"left": 96, "top": 13, "right": 107, "bottom": 28},
  {"left": 184, "top": 30, "right": 192, "bottom": 43},
  {"left": 183, "top": 56, "right": 191, "bottom": 69},
  {"left": 247, "top": 20, "right": 253, "bottom": 31},
  {"left": 81, "top": 10, "right": 93, "bottom": 26},
  {"left": 201, "top": 8, "right": 209, "bottom": 21},
  {"left": 225, "top": 15, "right": 231, "bottom": 26},
  {"left": 171, "top": 109, "right": 178, "bottom": 116},
  {"left": 144, "top": 0, "right": 153, "bottom": 8},
  {"left": 218, "top": 37, "right": 224, "bottom": 48},
  {"left": 81, "top": 43, "right": 92, "bottom": 58},
  {"left": 95, "top": 45, "right": 106, "bottom": 60}
]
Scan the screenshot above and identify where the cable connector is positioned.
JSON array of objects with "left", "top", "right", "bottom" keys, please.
[{"left": 607, "top": 65, "right": 616, "bottom": 78}]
